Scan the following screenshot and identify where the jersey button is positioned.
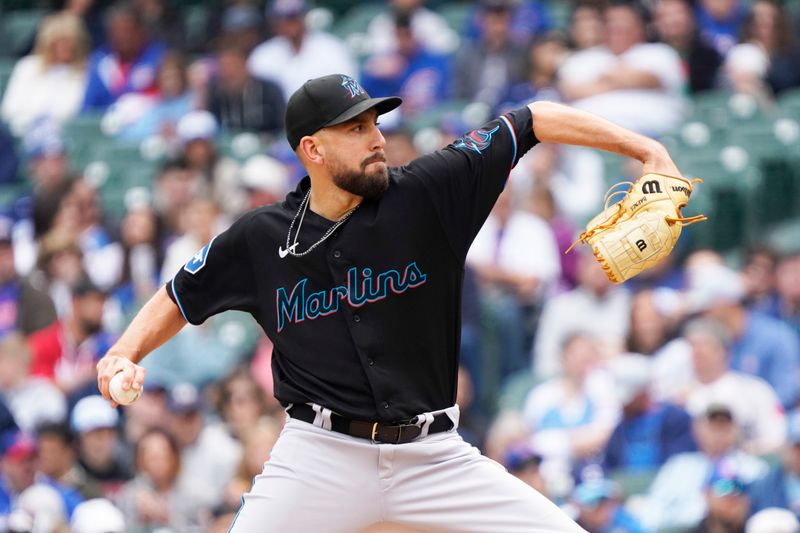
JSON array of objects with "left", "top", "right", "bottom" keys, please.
[
  {"left": 353, "top": 314, "right": 361, "bottom": 323},
  {"left": 333, "top": 250, "right": 341, "bottom": 259},
  {"left": 368, "top": 358, "right": 374, "bottom": 366},
  {"left": 382, "top": 402, "right": 389, "bottom": 409}
]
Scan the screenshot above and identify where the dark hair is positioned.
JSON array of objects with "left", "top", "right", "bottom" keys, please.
[
  {"left": 105, "top": 1, "right": 145, "bottom": 29},
  {"left": 740, "top": 0, "right": 794, "bottom": 52},
  {"left": 158, "top": 158, "right": 189, "bottom": 176},
  {"left": 36, "top": 422, "right": 74, "bottom": 447},
  {"left": 134, "top": 427, "right": 181, "bottom": 470}
]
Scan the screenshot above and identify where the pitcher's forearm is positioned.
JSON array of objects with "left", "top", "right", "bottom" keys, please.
[
  {"left": 109, "top": 285, "right": 187, "bottom": 364},
  {"left": 529, "top": 100, "right": 666, "bottom": 163}
]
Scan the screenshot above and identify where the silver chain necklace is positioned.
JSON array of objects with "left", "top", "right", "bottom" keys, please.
[{"left": 284, "top": 189, "right": 360, "bottom": 258}]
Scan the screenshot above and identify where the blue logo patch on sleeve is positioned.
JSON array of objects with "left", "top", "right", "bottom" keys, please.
[
  {"left": 454, "top": 124, "right": 500, "bottom": 154},
  {"left": 184, "top": 237, "right": 216, "bottom": 274}
]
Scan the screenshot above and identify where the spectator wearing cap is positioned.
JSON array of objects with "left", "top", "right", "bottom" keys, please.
[
  {"left": 365, "top": 0, "right": 459, "bottom": 57},
  {"left": 0, "top": 431, "right": 38, "bottom": 516},
  {"left": 70, "top": 395, "right": 132, "bottom": 497},
  {"left": 207, "top": 41, "right": 286, "bottom": 136},
  {"left": 0, "top": 430, "right": 82, "bottom": 520},
  {"left": 557, "top": 1, "right": 686, "bottom": 135},
  {"left": 654, "top": 0, "right": 723, "bottom": 94},
  {"left": 28, "top": 278, "right": 115, "bottom": 398},
  {"left": 684, "top": 317, "right": 786, "bottom": 455},
  {"left": 635, "top": 403, "right": 768, "bottom": 531},
  {"left": 165, "top": 382, "right": 241, "bottom": 511},
  {"left": 70, "top": 498, "right": 126, "bottom": 533},
  {"left": 361, "top": 11, "right": 450, "bottom": 119},
  {"left": 453, "top": 0, "right": 529, "bottom": 111},
  {"left": 0, "top": 333, "right": 66, "bottom": 434},
  {"left": 81, "top": 2, "right": 166, "bottom": 111},
  {"left": 691, "top": 463, "right": 751, "bottom": 533},
  {"left": 688, "top": 262, "right": 800, "bottom": 409},
  {"left": 247, "top": 0, "right": 357, "bottom": 100},
  {"left": 0, "top": 12, "right": 90, "bottom": 136},
  {"left": 240, "top": 154, "right": 290, "bottom": 211},
  {"left": 116, "top": 428, "right": 206, "bottom": 531},
  {"left": 602, "top": 353, "right": 695, "bottom": 474},
  {"left": 572, "top": 478, "right": 648, "bottom": 533},
  {"left": 176, "top": 110, "right": 242, "bottom": 217},
  {"left": 504, "top": 444, "right": 547, "bottom": 497},
  {"left": 748, "top": 414, "right": 800, "bottom": 520}
]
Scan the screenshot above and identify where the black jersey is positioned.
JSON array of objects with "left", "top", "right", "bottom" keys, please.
[{"left": 166, "top": 106, "right": 539, "bottom": 422}]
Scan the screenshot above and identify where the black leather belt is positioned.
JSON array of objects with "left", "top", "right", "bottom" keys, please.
[{"left": 287, "top": 403, "right": 453, "bottom": 444}]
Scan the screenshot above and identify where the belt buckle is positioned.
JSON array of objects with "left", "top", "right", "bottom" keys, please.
[{"left": 371, "top": 422, "right": 405, "bottom": 444}]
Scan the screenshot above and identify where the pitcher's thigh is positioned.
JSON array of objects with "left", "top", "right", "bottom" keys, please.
[
  {"left": 387, "top": 443, "right": 586, "bottom": 533},
  {"left": 229, "top": 424, "right": 383, "bottom": 533}
]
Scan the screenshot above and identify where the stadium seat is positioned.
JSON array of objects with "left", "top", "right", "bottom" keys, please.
[
  {"left": 778, "top": 87, "right": 800, "bottom": 120},
  {"left": 610, "top": 468, "right": 658, "bottom": 498},
  {"left": 330, "top": 3, "right": 385, "bottom": 41},
  {"left": 439, "top": 2, "right": 471, "bottom": 34},
  {"left": 0, "top": 58, "right": 16, "bottom": 101},
  {"left": 496, "top": 369, "right": 543, "bottom": 412},
  {"left": 0, "top": 9, "right": 46, "bottom": 58}
]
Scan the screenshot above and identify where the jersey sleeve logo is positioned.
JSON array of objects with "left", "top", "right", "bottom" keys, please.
[
  {"left": 183, "top": 237, "right": 216, "bottom": 275},
  {"left": 340, "top": 75, "right": 365, "bottom": 98},
  {"left": 453, "top": 124, "right": 500, "bottom": 154}
]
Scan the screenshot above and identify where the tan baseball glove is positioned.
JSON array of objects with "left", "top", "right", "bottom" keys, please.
[{"left": 567, "top": 173, "right": 707, "bottom": 283}]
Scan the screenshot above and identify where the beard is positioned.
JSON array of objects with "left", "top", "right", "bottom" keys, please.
[{"left": 329, "top": 153, "right": 389, "bottom": 200}]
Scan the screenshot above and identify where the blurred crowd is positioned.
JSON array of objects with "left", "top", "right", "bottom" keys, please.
[{"left": 0, "top": 0, "right": 799, "bottom": 531}]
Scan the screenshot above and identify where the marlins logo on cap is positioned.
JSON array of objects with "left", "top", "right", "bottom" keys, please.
[{"left": 341, "top": 75, "right": 364, "bottom": 98}]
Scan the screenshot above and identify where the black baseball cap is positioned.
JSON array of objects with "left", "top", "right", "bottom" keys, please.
[{"left": 285, "top": 74, "right": 402, "bottom": 150}]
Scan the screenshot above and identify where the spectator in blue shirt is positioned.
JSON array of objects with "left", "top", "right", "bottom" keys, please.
[
  {"left": 691, "top": 465, "right": 751, "bottom": 533},
  {"left": 573, "top": 478, "right": 650, "bottom": 533},
  {"left": 0, "top": 430, "right": 82, "bottom": 519},
  {"left": 749, "top": 413, "right": 800, "bottom": 520},
  {"left": 602, "top": 354, "right": 696, "bottom": 474},
  {"left": 361, "top": 12, "right": 449, "bottom": 119},
  {"left": 82, "top": 2, "right": 166, "bottom": 112},
  {"left": 695, "top": 0, "right": 748, "bottom": 55}
]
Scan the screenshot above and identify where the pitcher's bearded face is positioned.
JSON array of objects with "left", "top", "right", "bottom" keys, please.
[{"left": 328, "top": 151, "right": 389, "bottom": 199}]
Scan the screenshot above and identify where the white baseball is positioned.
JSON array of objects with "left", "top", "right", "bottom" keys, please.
[{"left": 109, "top": 372, "right": 142, "bottom": 405}]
